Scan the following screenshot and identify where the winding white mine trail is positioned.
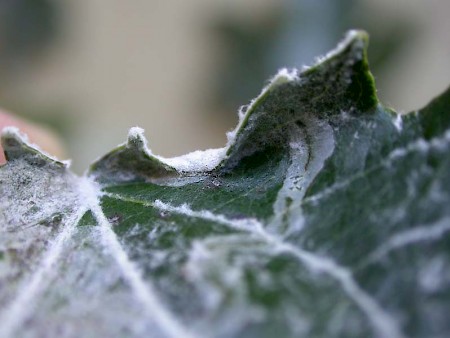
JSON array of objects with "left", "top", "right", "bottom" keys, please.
[
  {"left": 151, "top": 199, "right": 405, "bottom": 338},
  {"left": 0, "top": 206, "right": 86, "bottom": 338},
  {"left": 270, "top": 117, "right": 334, "bottom": 234},
  {"left": 79, "top": 178, "right": 196, "bottom": 338}
]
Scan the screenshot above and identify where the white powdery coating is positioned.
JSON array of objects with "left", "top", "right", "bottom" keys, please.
[
  {"left": 0, "top": 127, "right": 77, "bottom": 248},
  {"left": 393, "top": 113, "right": 403, "bottom": 132},
  {"left": 152, "top": 200, "right": 405, "bottom": 338},
  {"left": 314, "top": 30, "right": 363, "bottom": 65},
  {"left": 127, "top": 126, "right": 153, "bottom": 155},
  {"left": 0, "top": 145, "right": 97, "bottom": 338},
  {"left": 163, "top": 231, "right": 265, "bottom": 336},
  {"left": 183, "top": 236, "right": 268, "bottom": 336},
  {"left": 0, "top": 129, "right": 92, "bottom": 338},
  {"left": 161, "top": 148, "right": 227, "bottom": 173},
  {"left": 270, "top": 68, "right": 299, "bottom": 86},
  {"left": 0, "top": 207, "right": 86, "bottom": 338},
  {"left": 125, "top": 126, "right": 227, "bottom": 173},
  {"left": 127, "top": 126, "right": 146, "bottom": 140},
  {"left": 79, "top": 177, "right": 197, "bottom": 338},
  {"left": 19, "top": 225, "right": 169, "bottom": 338},
  {"left": 0, "top": 161, "right": 80, "bottom": 234}
]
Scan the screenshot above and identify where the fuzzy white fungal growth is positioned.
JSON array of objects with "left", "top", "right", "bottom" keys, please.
[
  {"left": 0, "top": 158, "right": 79, "bottom": 231},
  {"left": 123, "top": 127, "right": 227, "bottom": 173},
  {"left": 314, "top": 30, "right": 364, "bottom": 65},
  {"left": 393, "top": 113, "right": 403, "bottom": 132},
  {"left": 0, "top": 208, "right": 86, "bottom": 338},
  {"left": 161, "top": 148, "right": 227, "bottom": 173}
]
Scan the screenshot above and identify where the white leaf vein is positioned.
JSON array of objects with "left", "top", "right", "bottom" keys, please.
[
  {"left": 80, "top": 178, "right": 197, "bottom": 338},
  {"left": 0, "top": 206, "right": 86, "bottom": 338},
  {"left": 119, "top": 195, "right": 405, "bottom": 338}
]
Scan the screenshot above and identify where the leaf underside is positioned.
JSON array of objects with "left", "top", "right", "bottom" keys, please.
[{"left": 1, "top": 30, "right": 450, "bottom": 338}]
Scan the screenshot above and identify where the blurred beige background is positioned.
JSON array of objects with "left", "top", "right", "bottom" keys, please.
[{"left": 1, "top": 0, "right": 449, "bottom": 172}]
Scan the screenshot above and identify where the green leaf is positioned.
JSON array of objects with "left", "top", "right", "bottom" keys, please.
[{"left": 1, "top": 30, "right": 449, "bottom": 338}]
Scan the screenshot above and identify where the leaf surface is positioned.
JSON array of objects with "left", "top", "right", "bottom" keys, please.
[{"left": 1, "top": 30, "right": 450, "bottom": 338}]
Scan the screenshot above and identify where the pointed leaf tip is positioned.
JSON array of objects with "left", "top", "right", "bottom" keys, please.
[
  {"left": 127, "top": 127, "right": 147, "bottom": 150},
  {"left": 1, "top": 127, "right": 66, "bottom": 168},
  {"left": 89, "top": 128, "right": 177, "bottom": 185},
  {"left": 316, "top": 30, "right": 368, "bottom": 64},
  {"left": 417, "top": 85, "right": 450, "bottom": 139},
  {"left": 220, "top": 30, "right": 377, "bottom": 170},
  {"left": 302, "top": 29, "right": 377, "bottom": 113}
]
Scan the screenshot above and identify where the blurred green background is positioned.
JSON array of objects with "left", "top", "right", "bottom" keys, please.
[{"left": 0, "top": 0, "right": 449, "bottom": 172}]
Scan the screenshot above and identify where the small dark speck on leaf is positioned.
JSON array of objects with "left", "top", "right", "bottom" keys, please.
[
  {"left": 159, "top": 211, "right": 170, "bottom": 219},
  {"left": 39, "top": 213, "right": 63, "bottom": 229},
  {"left": 205, "top": 178, "right": 222, "bottom": 189},
  {"left": 107, "top": 213, "right": 123, "bottom": 226}
]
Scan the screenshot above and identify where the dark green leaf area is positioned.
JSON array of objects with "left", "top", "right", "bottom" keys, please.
[
  {"left": 94, "top": 72, "right": 450, "bottom": 338},
  {"left": 77, "top": 210, "right": 96, "bottom": 227},
  {"left": 293, "top": 107, "right": 450, "bottom": 336},
  {"left": 100, "top": 196, "right": 373, "bottom": 338},
  {"left": 419, "top": 86, "right": 450, "bottom": 139},
  {"left": 301, "top": 40, "right": 377, "bottom": 114},
  {"left": 104, "top": 147, "right": 289, "bottom": 221},
  {"left": 300, "top": 137, "right": 450, "bottom": 258},
  {"left": 355, "top": 236, "right": 450, "bottom": 338},
  {"left": 3, "top": 30, "right": 450, "bottom": 338},
  {"left": 238, "top": 253, "right": 373, "bottom": 338},
  {"left": 99, "top": 195, "right": 236, "bottom": 322},
  {"left": 306, "top": 107, "right": 413, "bottom": 195},
  {"left": 89, "top": 132, "right": 177, "bottom": 184},
  {"left": 223, "top": 32, "right": 376, "bottom": 171}
]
